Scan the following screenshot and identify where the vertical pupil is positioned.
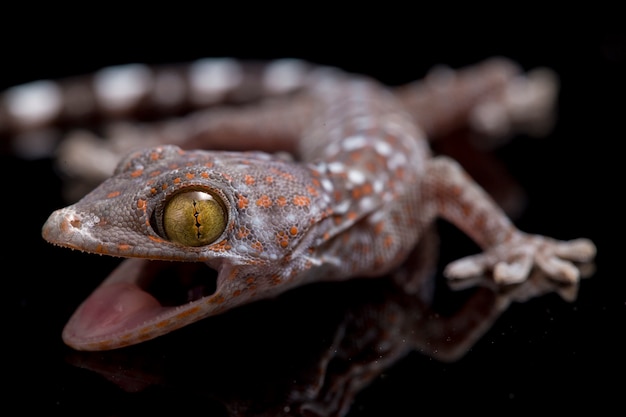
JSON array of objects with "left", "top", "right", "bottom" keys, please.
[{"left": 162, "top": 190, "right": 227, "bottom": 246}]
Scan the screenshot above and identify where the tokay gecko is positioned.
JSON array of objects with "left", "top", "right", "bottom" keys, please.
[{"left": 0, "top": 58, "right": 596, "bottom": 350}]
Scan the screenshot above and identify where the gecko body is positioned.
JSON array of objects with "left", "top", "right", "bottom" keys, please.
[{"left": 2, "top": 58, "right": 595, "bottom": 350}]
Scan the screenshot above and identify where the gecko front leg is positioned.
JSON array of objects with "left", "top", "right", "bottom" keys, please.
[{"left": 423, "top": 156, "right": 596, "bottom": 284}]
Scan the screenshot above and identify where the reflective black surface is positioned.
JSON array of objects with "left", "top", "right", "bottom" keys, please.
[{"left": 3, "top": 20, "right": 622, "bottom": 415}]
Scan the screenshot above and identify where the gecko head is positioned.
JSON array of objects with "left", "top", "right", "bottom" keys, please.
[{"left": 42, "top": 145, "right": 332, "bottom": 350}]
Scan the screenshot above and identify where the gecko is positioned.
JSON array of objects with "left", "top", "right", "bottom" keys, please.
[{"left": 1, "top": 58, "right": 596, "bottom": 350}]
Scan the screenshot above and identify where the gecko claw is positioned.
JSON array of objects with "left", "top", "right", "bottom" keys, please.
[{"left": 444, "top": 234, "right": 597, "bottom": 285}]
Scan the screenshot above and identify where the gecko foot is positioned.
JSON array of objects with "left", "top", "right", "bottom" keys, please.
[{"left": 444, "top": 234, "right": 596, "bottom": 285}]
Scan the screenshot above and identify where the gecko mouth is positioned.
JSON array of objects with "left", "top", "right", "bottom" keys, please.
[
  {"left": 62, "top": 258, "right": 221, "bottom": 350},
  {"left": 137, "top": 260, "right": 218, "bottom": 306}
]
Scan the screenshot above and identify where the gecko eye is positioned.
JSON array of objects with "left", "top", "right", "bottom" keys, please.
[{"left": 162, "top": 190, "right": 227, "bottom": 246}]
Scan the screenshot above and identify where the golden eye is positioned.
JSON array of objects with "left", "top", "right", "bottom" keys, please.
[{"left": 163, "top": 190, "right": 227, "bottom": 246}]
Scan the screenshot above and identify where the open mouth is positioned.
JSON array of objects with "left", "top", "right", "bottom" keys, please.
[
  {"left": 62, "top": 258, "right": 223, "bottom": 351},
  {"left": 138, "top": 260, "right": 218, "bottom": 307}
]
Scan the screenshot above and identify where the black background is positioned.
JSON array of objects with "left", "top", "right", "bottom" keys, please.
[{"left": 2, "top": 10, "right": 623, "bottom": 416}]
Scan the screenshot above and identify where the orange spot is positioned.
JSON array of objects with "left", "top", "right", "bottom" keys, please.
[
  {"left": 60, "top": 219, "right": 72, "bottom": 232},
  {"left": 201, "top": 172, "right": 209, "bottom": 178},
  {"left": 175, "top": 305, "right": 200, "bottom": 320},
  {"left": 117, "top": 244, "right": 131, "bottom": 251},
  {"left": 289, "top": 226, "right": 298, "bottom": 236},
  {"left": 347, "top": 211, "right": 358, "bottom": 221},
  {"left": 205, "top": 161, "right": 214, "bottom": 168},
  {"left": 173, "top": 177, "right": 181, "bottom": 184},
  {"left": 276, "top": 196, "right": 287, "bottom": 206},
  {"left": 185, "top": 172, "right": 195, "bottom": 179},
  {"left": 156, "top": 319, "right": 172, "bottom": 328},
  {"left": 306, "top": 185, "right": 318, "bottom": 196},
  {"left": 162, "top": 183, "right": 168, "bottom": 190},
  {"left": 237, "top": 194, "right": 249, "bottom": 209},
  {"left": 461, "top": 201, "right": 473, "bottom": 217},
  {"left": 150, "top": 187, "right": 157, "bottom": 195},
  {"left": 237, "top": 226, "right": 250, "bottom": 239},
  {"left": 384, "top": 235, "right": 394, "bottom": 248},
  {"left": 131, "top": 169, "right": 143, "bottom": 178},
  {"left": 256, "top": 195, "right": 272, "bottom": 208},
  {"left": 246, "top": 276, "right": 255, "bottom": 285},
  {"left": 106, "top": 191, "right": 120, "bottom": 198},
  {"left": 245, "top": 174, "right": 255, "bottom": 185},
  {"left": 251, "top": 241, "right": 263, "bottom": 252},
  {"left": 293, "top": 195, "right": 310, "bottom": 207},
  {"left": 209, "top": 240, "right": 232, "bottom": 252},
  {"left": 227, "top": 268, "right": 239, "bottom": 280},
  {"left": 233, "top": 289, "right": 242, "bottom": 297},
  {"left": 150, "top": 170, "right": 161, "bottom": 177},
  {"left": 374, "top": 221, "right": 385, "bottom": 235},
  {"left": 212, "top": 295, "right": 225, "bottom": 304},
  {"left": 137, "top": 199, "right": 146, "bottom": 210},
  {"left": 150, "top": 152, "right": 161, "bottom": 161},
  {"left": 222, "top": 173, "right": 232, "bottom": 182},
  {"left": 265, "top": 176, "right": 274, "bottom": 184},
  {"left": 276, "top": 231, "right": 289, "bottom": 248},
  {"left": 95, "top": 244, "right": 108, "bottom": 254},
  {"left": 149, "top": 235, "right": 166, "bottom": 243},
  {"left": 271, "top": 274, "right": 282, "bottom": 285},
  {"left": 474, "top": 212, "right": 486, "bottom": 229}
]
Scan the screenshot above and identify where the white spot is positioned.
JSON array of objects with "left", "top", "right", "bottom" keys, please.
[
  {"left": 189, "top": 58, "right": 242, "bottom": 103},
  {"left": 359, "top": 196, "right": 377, "bottom": 212},
  {"left": 374, "top": 140, "right": 393, "bottom": 156},
  {"left": 5, "top": 80, "right": 62, "bottom": 125},
  {"left": 369, "top": 208, "right": 386, "bottom": 223},
  {"left": 323, "top": 141, "right": 340, "bottom": 158},
  {"left": 334, "top": 200, "right": 350, "bottom": 214},
  {"left": 341, "top": 135, "right": 368, "bottom": 151},
  {"left": 284, "top": 213, "right": 297, "bottom": 224},
  {"left": 327, "top": 161, "right": 345, "bottom": 173},
  {"left": 321, "top": 178, "right": 334, "bottom": 192},
  {"left": 263, "top": 59, "right": 308, "bottom": 93},
  {"left": 387, "top": 152, "right": 407, "bottom": 170},
  {"left": 94, "top": 64, "right": 152, "bottom": 110},
  {"left": 249, "top": 215, "right": 265, "bottom": 229},
  {"left": 153, "top": 70, "right": 186, "bottom": 107},
  {"left": 347, "top": 169, "right": 366, "bottom": 185},
  {"left": 372, "top": 179, "right": 384, "bottom": 193}
]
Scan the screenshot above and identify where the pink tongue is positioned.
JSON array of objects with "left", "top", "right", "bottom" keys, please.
[{"left": 63, "top": 282, "right": 166, "bottom": 340}]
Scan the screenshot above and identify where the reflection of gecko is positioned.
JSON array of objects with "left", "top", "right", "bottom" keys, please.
[{"left": 2, "top": 58, "right": 595, "bottom": 350}]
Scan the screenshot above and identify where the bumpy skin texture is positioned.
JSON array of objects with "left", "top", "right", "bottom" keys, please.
[{"left": 2, "top": 58, "right": 596, "bottom": 350}]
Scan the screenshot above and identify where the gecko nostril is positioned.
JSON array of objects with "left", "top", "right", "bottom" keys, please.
[{"left": 69, "top": 217, "right": 81, "bottom": 228}]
